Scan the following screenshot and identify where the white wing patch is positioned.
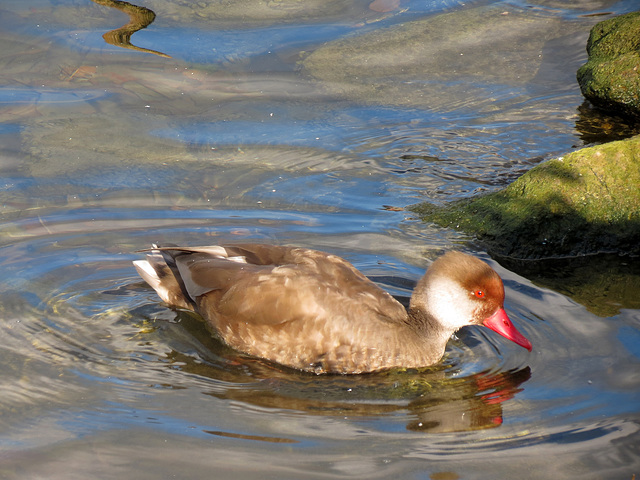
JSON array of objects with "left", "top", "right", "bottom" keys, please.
[{"left": 225, "top": 255, "right": 248, "bottom": 263}]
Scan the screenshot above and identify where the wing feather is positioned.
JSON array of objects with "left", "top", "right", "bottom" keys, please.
[{"left": 144, "top": 244, "right": 408, "bottom": 327}]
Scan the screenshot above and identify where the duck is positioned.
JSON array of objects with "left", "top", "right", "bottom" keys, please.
[{"left": 133, "top": 244, "right": 532, "bottom": 374}]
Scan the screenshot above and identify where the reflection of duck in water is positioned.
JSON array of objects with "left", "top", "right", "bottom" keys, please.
[
  {"left": 134, "top": 244, "right": 531, "bottom": 374},
  {"left": 406, "top": 366, "right": 532, "bottom": 432},
  {"left": 166, "top": 346, "right": 532, "bottom": 434}
]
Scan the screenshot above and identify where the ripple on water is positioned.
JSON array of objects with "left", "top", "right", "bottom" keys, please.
[
  {"left": 0, "top": 173, "right": 638, "bottom": 479},
  {"left": 1, "top": 0, "right": 639, "bottom": 477}
]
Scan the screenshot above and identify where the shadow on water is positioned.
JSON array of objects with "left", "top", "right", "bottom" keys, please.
[
  {"left": 497, "top": 253, "right": 640, "bottom": 317},
  {"left": 574, "top": 101, "right": 640, "bottom": 144}
]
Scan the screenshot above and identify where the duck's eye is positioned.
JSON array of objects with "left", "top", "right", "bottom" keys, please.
[{"left": 474, "top": 290, "right": 485, "bottom": 298}]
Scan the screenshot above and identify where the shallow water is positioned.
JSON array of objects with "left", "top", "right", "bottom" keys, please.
[{"left": 0, "top": 0, "right": 639, "bottom": 479}]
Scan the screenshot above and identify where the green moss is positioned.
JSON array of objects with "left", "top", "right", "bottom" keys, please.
[
  {"left": 409, "top": 135, "right": 640, "bottom": 258},
  {"left": 577, "top": 12, "right": 640, "bottom": 118},
  {"left": 585, "top": 11, "right": 640, "bottom": 58}
]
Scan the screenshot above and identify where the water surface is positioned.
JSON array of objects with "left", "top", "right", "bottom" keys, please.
[{"left": 0, "top": 0, "right": 639, "bottom": 479}]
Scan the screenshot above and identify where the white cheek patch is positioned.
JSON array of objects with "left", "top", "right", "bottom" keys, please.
[{"left": 428, "top": 277, "right": 475, "bottom": 330}]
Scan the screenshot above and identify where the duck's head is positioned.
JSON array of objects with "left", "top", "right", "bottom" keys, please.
[{"left": 411, "top": 251, "right": 532, "bottom": 351}]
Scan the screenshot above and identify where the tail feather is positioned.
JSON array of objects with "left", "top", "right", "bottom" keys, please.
[{"left": 133, "top": 252, "right": 195, "bottom": 310}]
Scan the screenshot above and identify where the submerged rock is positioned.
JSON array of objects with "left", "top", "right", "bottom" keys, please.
[
  {"left": 302, "top": 4, "right": 574, "bottom": 109},
  {"left": 577, "top": 11, "right": 640, "bottom": 119},
  {"left": 409, "top": 135, "right": 640, "bottom": 259}
]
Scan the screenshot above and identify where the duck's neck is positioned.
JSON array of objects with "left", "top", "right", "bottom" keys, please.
[{"left": 407, "top": 307, "right": 455, "bottom": 354}]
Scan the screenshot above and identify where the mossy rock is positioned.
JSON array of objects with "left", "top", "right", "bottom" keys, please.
[
  {"left": 409, "top": 135, "right": 640, "bottom": 259},
  {"left": 577, "top": 11, "right": 640, "bottom": 119}
]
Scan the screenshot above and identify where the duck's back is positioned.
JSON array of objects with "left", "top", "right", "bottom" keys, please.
[{"left": 135, "top": 244, "right": 423, "bottom": 373}]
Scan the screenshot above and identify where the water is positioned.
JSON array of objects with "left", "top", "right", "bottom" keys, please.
[{"left": 0, "top": 0, "right": 639, "bottom": 478}]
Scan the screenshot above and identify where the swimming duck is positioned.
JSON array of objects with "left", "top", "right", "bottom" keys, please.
[{"left": 134, "top": 244, "right": 532, "bottom": 374}]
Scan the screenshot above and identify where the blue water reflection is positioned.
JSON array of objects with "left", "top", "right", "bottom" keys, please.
[{"left": 0, "top": 87, "right": 107, "bottom": 104}]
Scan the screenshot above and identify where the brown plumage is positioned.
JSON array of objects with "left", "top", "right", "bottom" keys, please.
[{"left": 134, "top": 244, "right": 532, "bottom": 374}]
